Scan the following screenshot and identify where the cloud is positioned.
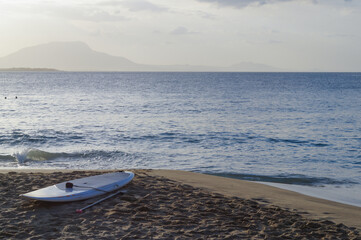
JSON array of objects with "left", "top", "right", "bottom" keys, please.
[
  {"left": 55, "top": 7, "right": 127, "bottom": 22},
  {"left": 327, "top": 33, "right": 358, "bottom": 38},
  {"left": 98, "top": 1, "right": 123, "bottom": 6},
  {"left": 196, "top": 0, "right": 355, "bottom": 8},
  {"left": 195, "top": 0, "right": 293, "bottom": 8},
  {"left": 170, "top": 26, "right": 197, "bottom": 35},
  {"left": 268, "top": 39, "right": 283, "bottom": 44},
  {"left": 196, "top": 10, "right": 217, "bottom": 20},
  {"left": 69, "top": 9, "right": 127, "bottom": 22},
  {"left": 101, "top": 0, "right": 168, "bottom": 12},
  {"left": 18, "top": 3, "right": 128, "bottom": 22}
]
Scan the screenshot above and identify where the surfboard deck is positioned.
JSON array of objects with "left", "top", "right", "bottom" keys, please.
[{"left": 20, "top": 171, "right": 134, "bottom": 202}]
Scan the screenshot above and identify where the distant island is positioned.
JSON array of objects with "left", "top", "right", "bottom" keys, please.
[
  {"left": 0, "top": 68, "right": 60, "bottom": 72},
  {"left": 0, "top": 41, "right": 283, "bottom": 72}
]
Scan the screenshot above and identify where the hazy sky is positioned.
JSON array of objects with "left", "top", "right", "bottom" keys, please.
[{"left": 1, "top": 0, "right": 360, "bottom": 71}]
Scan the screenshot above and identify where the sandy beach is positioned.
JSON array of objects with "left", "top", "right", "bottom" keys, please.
[{"left": 0, "top": 169, "right": 360, "bottom": 239}]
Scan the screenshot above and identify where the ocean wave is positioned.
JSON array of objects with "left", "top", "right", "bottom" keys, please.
[
  {"left": 12, "top": 149, "right": 66, "bottom": 163},
  {"left": 9, "top": 148, "right": 135, "bottom": 165},
  {"left": 0, "top": 130, "right": 85, "bottom": 146},
  {"left": 0, "top": 154, "right": 15, "bottom": 161},
  {"left": 113, "top": 131, "right": 329, "bottom": 148},
  {"left": 265, "top": 137, "right": 329, "bottom": 147},
  {"left": 205, "top": 172, "right": 356, "bottom": 186},
  {"left": 1, "top": 129, "right": 330, "bottom": 152},
  {"left": 117, "top": 131, "right": 202, "bottom": 143},
  {"left": 67, "top": 149, "right": 134, "bottom": 160}
]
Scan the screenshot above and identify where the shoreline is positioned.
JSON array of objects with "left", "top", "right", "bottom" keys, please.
[
  {"left": 3, "top": 167, "right": 360, "bottom": 208},
  {"left": 262, "top": 181, "right": 361, "bottom": 208},
  {"left": 0, "top": 169, "right": 360, "bottom": 239},
  {"left": 1, "top": 168, "right": 360, "bottom": 230},
  {"left": 149, "top": 170, "right": 361, "bottom": 230}
]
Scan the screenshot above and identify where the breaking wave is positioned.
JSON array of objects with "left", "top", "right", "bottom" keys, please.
[
  {"left": 12, "top": 149, "right": 66, "bottom": 164},
  {"left": 1, "top": 148, "right": 137, "bottom": 167}
]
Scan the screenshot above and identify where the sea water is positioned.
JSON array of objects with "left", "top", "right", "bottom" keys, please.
[{"left": 1, "top": 72, "right": 360, "bottom": 206}]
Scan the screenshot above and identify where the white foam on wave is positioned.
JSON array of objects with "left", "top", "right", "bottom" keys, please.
[
  {"left": 12, "top": 149, "right": 30, "bottom": 164},
  {"left": 261, "top": 182, "right": 361, "bottom": 208},
  {"left": 12, "top": 148, "right": 62, "bottom": 164}
]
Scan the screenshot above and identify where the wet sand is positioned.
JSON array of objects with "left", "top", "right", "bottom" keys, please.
[{"left": 0, "top": 169, "right": 360, "bottom": 239}]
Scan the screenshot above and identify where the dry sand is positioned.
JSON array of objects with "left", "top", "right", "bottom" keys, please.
[{"left": 0, "top": 169, "right": 360, "bottom": 239}]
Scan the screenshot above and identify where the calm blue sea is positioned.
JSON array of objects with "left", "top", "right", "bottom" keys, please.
[{"left": 1, "top": 72, "right": 360, "bottom": 206}]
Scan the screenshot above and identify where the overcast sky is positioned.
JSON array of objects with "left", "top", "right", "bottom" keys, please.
[{"left": 0, "top": 0, "right": 360, "bottom": 71}]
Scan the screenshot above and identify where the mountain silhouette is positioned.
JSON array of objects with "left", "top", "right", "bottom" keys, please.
[
  {"left": 0, "top": 41, "right": 282, "bottom": 72},
  {"left": 228, "top": 62, "right": 282, "bottom": 72},
  {"left": 0, "top": 42, "right": 139, "bottom": 71}
]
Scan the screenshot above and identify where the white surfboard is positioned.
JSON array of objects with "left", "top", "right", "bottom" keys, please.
[{"left": 20, "top": 171, "right": 134, "bottom": 202}]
